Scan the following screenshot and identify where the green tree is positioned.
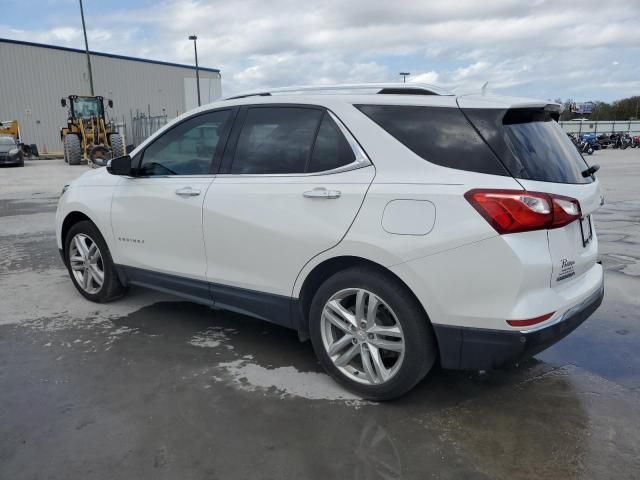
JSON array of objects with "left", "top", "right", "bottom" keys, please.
[{"left": 555, "top": 96, "right": 640, "bottom": 121}]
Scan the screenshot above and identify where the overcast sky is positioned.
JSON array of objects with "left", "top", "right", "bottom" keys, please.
[{"left": 2, "top": 0, "right": 639, "bottom": 101}]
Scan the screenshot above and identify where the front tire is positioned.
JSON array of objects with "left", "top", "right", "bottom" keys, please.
[
  {"left": 64, "top": 220, "right": 125, "bottom": 302},
  {"left": 309, "top": 267, "right": 437, "bottom": 401},
  {"left": 64, "top": 134, "right": 82, "bottom": 165}
]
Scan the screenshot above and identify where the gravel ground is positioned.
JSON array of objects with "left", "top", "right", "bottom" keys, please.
[{"left": 1, "top": 150, "right": 639, "bottom": 479}]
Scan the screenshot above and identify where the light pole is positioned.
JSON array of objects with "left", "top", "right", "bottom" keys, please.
[
  {"left": 399, "top": 72, "right": 410, "bottom": 83},
  {"left": 188, "top": 35, "right": 201, "bottom": 107},
  {"left": 79, "top": 0, "right": 94, "bottom": 95}
]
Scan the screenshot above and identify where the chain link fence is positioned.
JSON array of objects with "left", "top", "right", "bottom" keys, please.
[{"left": 130, "top": 112, "right": 169, "bottom": 148}]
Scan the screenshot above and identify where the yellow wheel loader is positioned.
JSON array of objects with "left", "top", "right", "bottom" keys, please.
[{"left": 60, "top": 95, "right": 125, "bottom": 166}]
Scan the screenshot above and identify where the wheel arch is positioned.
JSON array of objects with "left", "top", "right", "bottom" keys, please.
[
  {"left": 61, "top": 211, "right": 100, "bottom": 254},
  {"left": 294, "top": 255, "right": 433, "bottom": 342}
]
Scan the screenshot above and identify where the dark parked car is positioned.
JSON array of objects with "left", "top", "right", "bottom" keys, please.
[{"left": 0, "top": 135, "right": 25, "bottom": 167}]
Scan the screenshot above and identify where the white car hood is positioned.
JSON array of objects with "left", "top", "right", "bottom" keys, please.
[{"left": 71, "top": 166, "right": 121, "bottom": 187}]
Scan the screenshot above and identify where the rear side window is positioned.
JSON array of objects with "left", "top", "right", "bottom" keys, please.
[
  {"left": 308, "top": 113, "right": 355, "bottom": 172},
  {"left": 355, "top": 105, "right": 508, "bottom": 176},
  {"left": 501, "top": 109, "right": 592, "bottom": 184},
  {"left": 232, "top": 107, "right": 322, "bottom": 174}
]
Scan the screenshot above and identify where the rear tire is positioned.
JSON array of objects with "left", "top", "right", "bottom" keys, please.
[
  {"left": 64, "top": 134, "right": 82, "bottom": 165},
  {"left": 64, "top": 220, "right": 125, "bottom": 303},
  {"left": 109, "top": 133, "right": 125, "bottom": 158},
  {"left": 309, "top": 266, "right": 437, "bottom": 401}
]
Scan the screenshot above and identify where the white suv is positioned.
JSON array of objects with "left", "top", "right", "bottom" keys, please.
[{"left": 56, "top": 83, "right": 604, "bottom": 400}]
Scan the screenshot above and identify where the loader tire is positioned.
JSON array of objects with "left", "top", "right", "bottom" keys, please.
[
  {"left": 109, "top": 133, "right": 125, "bottom": 158},
  {"left": 65, "top": 134, "right": 82, "bottom": 165}
]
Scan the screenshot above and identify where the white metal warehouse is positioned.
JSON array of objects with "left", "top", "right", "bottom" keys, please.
[{"left": 0, "top": 38, "right": 221, "bottom": 153}]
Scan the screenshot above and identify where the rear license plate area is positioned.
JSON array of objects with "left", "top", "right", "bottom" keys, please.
[{"left": 580, "top": 215, "right": 593, "bottom": 247}]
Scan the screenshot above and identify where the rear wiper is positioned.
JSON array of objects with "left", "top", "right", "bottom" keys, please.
[{"left": 582, "top": 164, "right": 600, "bottom": 178}]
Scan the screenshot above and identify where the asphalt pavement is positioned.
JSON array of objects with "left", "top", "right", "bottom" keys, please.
[{"left": 1, "top": 150, "right": 639, "bottom": 479}]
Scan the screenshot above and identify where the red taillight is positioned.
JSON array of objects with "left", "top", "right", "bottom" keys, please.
[
  {"left": 464, "top": 189, "right": 581, "bottom": 234},
  {"left": 507, "top": 312, "right": 555, "bottom": 327},
  {"left": 550, "top": 195, "right": 581, "bottom": 228}
]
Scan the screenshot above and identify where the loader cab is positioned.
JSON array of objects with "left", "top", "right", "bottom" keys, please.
[{"left": 61, "top": 95, "right": 110, "bottom": 120}]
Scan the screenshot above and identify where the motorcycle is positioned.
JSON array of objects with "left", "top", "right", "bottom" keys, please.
[
  {"left": 579, "top": 133, "right": 601, "bottom": 152},
  {"left": 568, "top": 133, "right": 595, "bottom": 155},
  {"left": 619, "top": 133, "right": 633, "bottom": 149},
  {"left": 596, "top": 133, "right": 615, "bottom": 149}
]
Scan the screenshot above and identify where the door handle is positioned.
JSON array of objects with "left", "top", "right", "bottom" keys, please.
[
  {"left": 175, "top": 187, "right": 201, "bottom": 197},
  {"left": 303, "top": 187, "right": 341, "bottom": 199}
]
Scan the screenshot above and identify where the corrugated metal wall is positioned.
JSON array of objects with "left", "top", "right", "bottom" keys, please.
[{"left": 0, "top": 41, "right": 221, "bottom": 153}]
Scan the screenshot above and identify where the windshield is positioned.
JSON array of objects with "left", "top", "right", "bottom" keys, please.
[
  {"left": 0, "top": 136, "right": 16, "bottom": 146},
  {"left": 72, "top": 97, "right": 103, "bottom": 118}
]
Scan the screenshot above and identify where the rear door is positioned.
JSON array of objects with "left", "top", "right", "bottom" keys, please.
[
  {"left": 463, "top": 104, "right": 603, "bottom": 288},
  {"left": 518, "top": 178, "right": 601, "bottom": 287},
  {"left": 202, "top": 105, "right": 374, "bottom": 324}
]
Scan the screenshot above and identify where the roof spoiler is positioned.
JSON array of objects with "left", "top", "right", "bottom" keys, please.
[{"left": 502, "top": 104, "right": 562, "bottom": 124}]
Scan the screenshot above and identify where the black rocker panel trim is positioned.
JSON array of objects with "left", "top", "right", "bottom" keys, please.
[{"left": 115, "top": 265, "right": 294, "bottom": 328}]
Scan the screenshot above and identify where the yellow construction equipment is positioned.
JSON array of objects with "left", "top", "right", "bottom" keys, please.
[
  {"left": 0, "top": 120, "right": 39, "bottom": 157},
  {"left": 60, "top": 95, "right": 125, "bottom": 166}
]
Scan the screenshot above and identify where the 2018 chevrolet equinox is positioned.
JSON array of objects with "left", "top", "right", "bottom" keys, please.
[{"left": 56, "top": 83, "right": 604, "bottom": 400}]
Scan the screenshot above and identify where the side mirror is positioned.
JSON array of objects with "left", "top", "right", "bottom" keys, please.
[
  {"left": 108, "top": 99, "right": 113, "bottom": 108},
  {"left": 106, "top": 155, "right": 132, "bottom": 176},
  {"left": 61, "top": 98, "right": 67, "bottom": 108}
]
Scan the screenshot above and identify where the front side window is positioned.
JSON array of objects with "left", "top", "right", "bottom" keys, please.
[
  {"left": 139, "top": 110, "right": 231, "bottom": 176},
  {"left": 232, "top": 107, "right": 323, "bottom": 174}
]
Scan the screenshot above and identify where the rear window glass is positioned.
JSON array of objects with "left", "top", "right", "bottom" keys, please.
[
  {"left": 502, "top": 109, "right": 592, "bottom": 184},
  {"left": 232, "top": 107, "right": 322, "bottom": 174},
  {"left": 308, "top": 114, "right": 355, "bottom": 172},
  {"left": 355, "top": 105, "right": 508, "bottom": 176}
]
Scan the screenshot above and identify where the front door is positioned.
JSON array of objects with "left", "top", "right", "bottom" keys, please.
[
  {"left": 203, "top": 106, "right": 374, "bottom": 324},
  {"left": 111, "top": 109, "right": 233, "bottom": 298}
]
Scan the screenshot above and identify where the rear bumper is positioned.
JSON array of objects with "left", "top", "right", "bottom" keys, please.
[{"left": 433, "top": 279, "right": 604, "bottom": 370}]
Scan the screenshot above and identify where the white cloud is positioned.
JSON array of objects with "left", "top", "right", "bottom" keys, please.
[
  {"left": 410, "top": 71, "right": 439, "bottom": 84},
  {"left": 1, "top": 0, "right": 639, "bottom": 100}
]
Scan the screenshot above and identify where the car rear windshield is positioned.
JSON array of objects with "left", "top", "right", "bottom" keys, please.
[
  {"left": 501, "top": 108, "right": 592, "bottom": 184},
  {"left": 461, "top": 107, "right": 593, "bottom": 185},
  {"left": 355, "top": 105, "right": 508, "bottom": 176}
]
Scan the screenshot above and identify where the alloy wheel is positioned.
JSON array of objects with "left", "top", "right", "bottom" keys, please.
[
  {"left": 68, "top": 233, "right": 104, "bottom": 294},
  {"left": 320, "top": 288, "right": 405, "bottom": 385}
]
